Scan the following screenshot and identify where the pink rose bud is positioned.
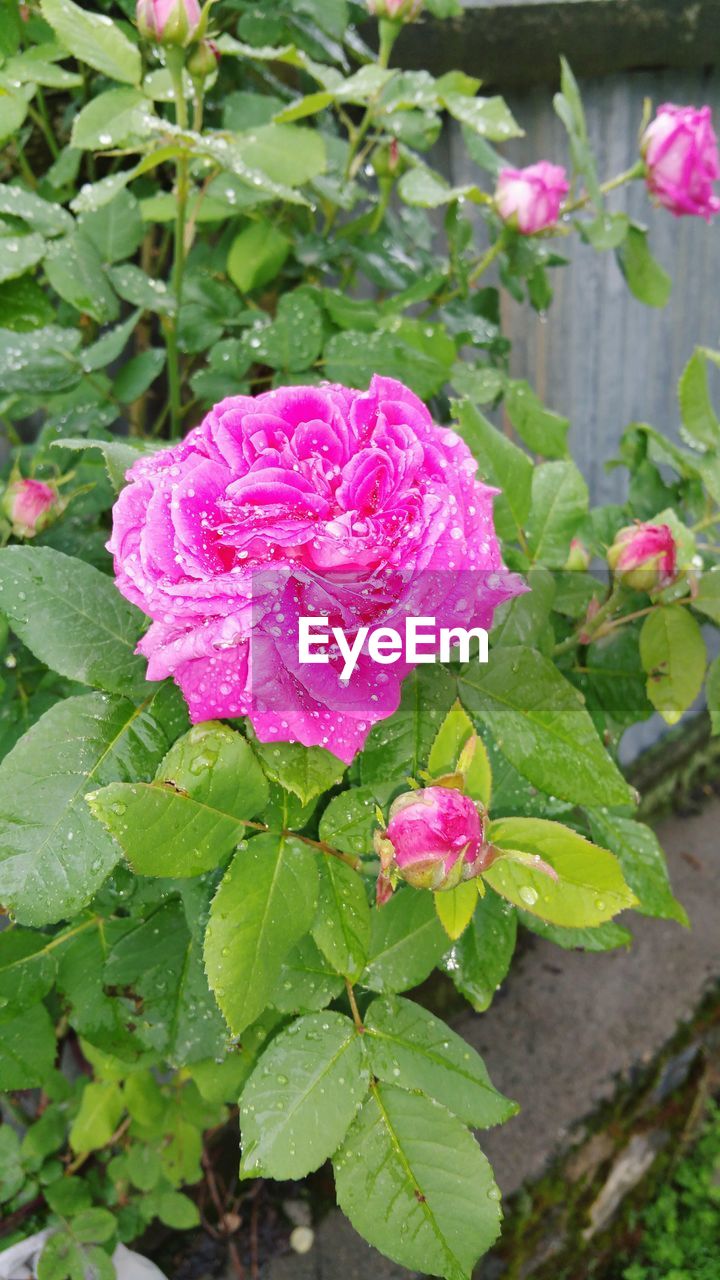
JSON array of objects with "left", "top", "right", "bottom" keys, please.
[
  {"left": 136, "top": 0, "right": 201, "bottom": 46},
  {"left": 495, "top": 162, "right": 569, "bottom": 235},
  {"left": 2, "top": 478, "right": 57, "bottom": 539},
  {"left": 368, "top": 0, "right": 423, "bottom": 21},
  {"left": 642, "top": 103, "right": 720, "bottom": 221},
  {"left": 375, "top": 786, "right": 489, "bottom": 897},
  {"left": 607, "top": 523, "right": 678, "bottom": 593},
  {"left": 566, "top": 538, "right": 590, "bottom": 571}
]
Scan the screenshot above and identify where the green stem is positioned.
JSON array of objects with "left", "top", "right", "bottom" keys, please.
[
  {"left": 467, "top": 232, "right": 506, "bottom": 287},
  {"left": 166, "top": 50, "right": 190, "bottom": 439},
  {"left": 692, "top": 511, "right": 720, "bottom": 533},
  {"left": 561, "top": 161, "right": 645, "bottom": 214},
  {"left": 552, "top": 583, "right": 624, "bottom": 656},
  {"left": 28, "top": 103, "right": 59, "bottom": 160}
]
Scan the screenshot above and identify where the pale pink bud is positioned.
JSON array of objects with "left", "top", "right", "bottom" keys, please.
[
  {"left": 2, "top": 478, "right": 57, "bottom": 538},
  {"left": 607, "top": 523, "right": 677, "bottom": 593},
  {"left": 368, "top": 0, "right": 423, "bottom": 21},
  {"left": 136, "top": 0, "right": 201, "bottom": 46},
  {"left": 375, "top": 786, "right": 489, "bottom": 896},
  {"left": 495, "top": 162, "right": 569, "bottom": 235},
  {"left": 642, "top": 103, "right": 720, "bottom": 222}
]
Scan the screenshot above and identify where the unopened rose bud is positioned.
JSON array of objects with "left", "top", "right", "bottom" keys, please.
[
  {"left": 607, "top": 522, "right": 677, "bottom": 593},
  {"left": 642, "top": 103, "right": 720, "bottom": 222},
  {"left": 187, "top": 38, "right": 218, "bottom": 80},
  {"left": 136, "top": 0, "right": 202, "bottom": 47},
  {"left": 368, "top": 0, "right": 423, "bottom": 22},
  {"left": 374, "top": 786, "right": 489, "bottom": 898},
  {"left": 2, "top": 478, "right": 58, "bottom": 539},
  {"left": 495, "top": 162, "right": 569, "bottom": 235},
  {"left": 566, "top": 538, "right": 590, "bottom": 571}
]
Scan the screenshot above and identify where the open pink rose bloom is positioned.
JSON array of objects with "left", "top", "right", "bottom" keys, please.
[{"left": 109, "top": 377, "right": 522, "bottom": 763}]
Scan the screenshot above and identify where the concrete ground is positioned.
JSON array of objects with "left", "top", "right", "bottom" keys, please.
[{"left": 265, "top": 798, "right": 720, "bottom": 1280}]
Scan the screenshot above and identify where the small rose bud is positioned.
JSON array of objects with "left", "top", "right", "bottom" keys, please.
[
  {"left": 374, "top": 786, "right": 489, "bottom": 896},
  {"left": 2, "top": 478, "right": 58, "bottom": 539},
  {"left": 607, "top": 522, "right": 677, "bottom": 593},
  {"left": 566, "top": 538, "right": 590, "bottom": 571},
  {"left": 136, "top": 0, "right": 202, "bottom": 47},
  {"left": 187, "top": 37, "right": 218, "bottom": 80},
  {"left": 641, "top": 103, "right": 720, "bottom": 222},
  {"left": 495, "top": 162, "right": 569, "bottom": 235},
  {"left": 368, "top": 0, "right": 423, "bottom": 22}
]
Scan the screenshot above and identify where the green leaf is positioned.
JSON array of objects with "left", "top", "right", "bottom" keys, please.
[
  {"left": 365, "top": 996, "right": 516, "bottom": 1128},
  {"left": 458, "top": 647, "right": 632, "bottom": 807},
  {"left": 443, "top": 92, "right": 523, "bottom": 141},
  {"left": 41, "top": 0, "right": 141, "bottom": 85},
  {"left": 362, "top": 889, "right": 449, "bottom": 994},
  {"left": 318, "top": 785, "right": 378, "bottom": 855},
  {"left": 519, "top": 914, "right": 632, "bottom": 951},
  {"left": 581, "top": 212, "right": 629, "bottom": 251},
  {"left": 0, "top": 1125, "right": 24, "bottom": 1201},
  {"left": 55, "top": 436, "right": 159, "bottom": 491},
  {"left": 587, "top": 810, "right": 688, "bottom": 926},
  {"left": 0, "top": 688, "right": 179, "bottom": 926},
  {"left": 0, "top": 546, "right": 148, "bottom": 697},
  {"left": 486, "top": 816, "right": 637, "bottom": 926},
  {"left": 443, "top": 888, "right": 517, "bottom": 1011},
  {"left": 359, "top": 664, "right": 455, "bottom": 786},
  {"left": 108, "top": 262, "right": 176, "bottom": 313},
  {"left": 57, "top": 919, "right": 142, "bottom": 1059},
  {"left": 71, "top": 87, "right": 153, "bottom": 150},
  {"left": 527, "top": 460, "right": 589, "bottom": 566},
  {"left": 0, "top": 929, "right": 58, "bottom": 1012},
  {"left": 239, "top": 1011, "right": 368, "bottom": 1179},
  {"left": 428, "top": 699, "right": 492, "bottom": 806},
  {"left": 617, "top": 224, "right": 671, "bottom": 308},
  {"left": 69, "top": 1080, "right": 124, "bottom": 1154},
  {"left": 227, "top": 219, "right": 291, "bottom": 294},
  {"left": 0, "top": 85, "right": 28, "bottom": 146},
  {"left": 452, "top": 398, "right": 532, "bottom": 544},
  {"left": 72, "top": 1208, "right": 116, "bottom": 1244},
  {"left": 0, "top": 182, "right": 73, "bottom": 236},
  {"left": 0, "top": 274, "right": 55, "bottom": 331},
  {"left": 491, "top": 567, "right": 555, "bottom": 650},
  {"left": 234, "top": 122, "right": 326, "bottom": 187},
  {"left": 639, "top": 605, "right": 706, "bottom": 725},
  {"left": 271, "top": 934, "right": 344, "bottom": 1013},
  {"left": 505, "top": 381, "right": 569, "bottom": 460},
  {"left": 153, "top": 1190, "right": 200, "bottom": 1229},
  {"left": 334, "top": 1083, "right": 501, "bottom": 1280},
  {"left": 251, "top": 739, "right": 345, "bottom": 806},
  {"left": 0, "top": 1004, "right": 56, "bottom": 1089},
  {"left": 44, "top": 232, "right": 119, "bottom": 323},
  {"left": 0, "top": 232, "right": 45, "bottom": 283},
  {"left": 678, "top": 349, "right": 720, "bottom": 449},
  {"left": 104, "top": 898, "right": 227, "bottom": 1066},
  {"left": 312, "top": 857, "right": 371, "bottom": 979},
  {"left": 245, "top": 291, "right": 323, "bottom": 371},
  {"left": 79, "top": 189, "right": 144, "bottom": 263},
  {"left": 398, "top": 168, "right": 482, "bottom": 209},
  {"left": 204, "top": 833, "right": 318, "bottom": 1035},
  {"left": 88, "top": 722, "right": 269, "bottom": 877},
  {"left": 324, "top": 321, "right": 456, "bottom": 401},
  {"left": 434, "top": 881, "right": 478, "bottom": 940},
  {"left": 0, "top": 324, "right": 81, "bottom": 393},
  {"left": 113, "top": 348, "right": 165, "bottom": 402}
]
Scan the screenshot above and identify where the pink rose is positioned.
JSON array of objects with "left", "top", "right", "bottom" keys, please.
[
  {"left": 368, "top": 0, "right": 423, "bottom": 20},
  {"left": 642, "top": 103, "right": 720, "bottom": 221},
  {"left": 2, "top": 478, "right": 57, "bottom": 538},
  {"left": 136, "top": 0, "right": 201, "bottom": 44},
  {"left": 109, "top": 377, "right": 521, "bottom": 764},
  {"left": 495, "top": 162, "right": 569, "bottom": 235},
  {"left": 607, "top": 523, "right": 677, "bottom": 593},
  {"left": 375, "top": 786, "right": 489, "bottom": 897}
]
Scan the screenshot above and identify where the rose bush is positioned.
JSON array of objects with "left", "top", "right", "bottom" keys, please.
[{"left": 1, "top": 1, "right": 720, "bottom": 1278}]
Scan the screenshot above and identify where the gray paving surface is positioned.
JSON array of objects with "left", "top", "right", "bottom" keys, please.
[{"left": 264, "top": 798, "right": 720, "bottom": 1279}]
